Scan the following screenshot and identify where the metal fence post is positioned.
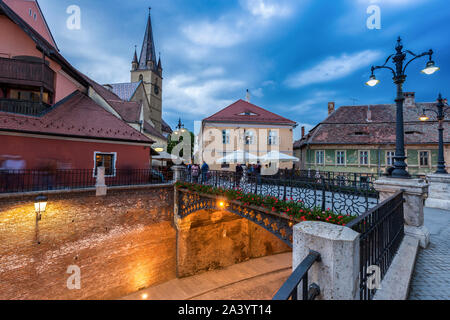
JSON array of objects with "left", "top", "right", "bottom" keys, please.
[{"left": 321, "top": 177, "right": 326, "bottom": 212}]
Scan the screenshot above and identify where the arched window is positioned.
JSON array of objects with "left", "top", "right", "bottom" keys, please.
[{"left": 139, "top": 74, "right": 144, "bottom": 81}]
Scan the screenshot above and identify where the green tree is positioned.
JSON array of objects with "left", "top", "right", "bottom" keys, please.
[{"left": 167, "top": 130, "right": 195, "bottom": 160}]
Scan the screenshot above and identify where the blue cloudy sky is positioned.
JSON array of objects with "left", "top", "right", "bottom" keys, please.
[{"left": 38, "top": 0, "right": 450, "bottom": 139}]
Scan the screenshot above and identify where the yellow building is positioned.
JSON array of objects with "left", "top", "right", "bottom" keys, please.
[{"left": 199, "top": 98, "right": 297, "bottom": 171}]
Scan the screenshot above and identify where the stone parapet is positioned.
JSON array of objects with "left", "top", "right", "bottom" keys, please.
[
  {"left": 425, "top": 174, "right": 450, "bottom": 211},
  {"left": 374, "top": 177, "right": 430, "bottom": 248},
  {"left": 293, "top": 221, "right": 360, "bottom": 300}
]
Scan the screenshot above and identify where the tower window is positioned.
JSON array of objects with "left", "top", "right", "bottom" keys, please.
[{"left": 139, "top": 74, "right": 143, "bottom": 81}]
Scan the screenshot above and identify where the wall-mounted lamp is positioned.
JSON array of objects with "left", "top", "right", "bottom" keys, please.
[{"left": 34, "top": 194, "right": 48, "bottom": 221}]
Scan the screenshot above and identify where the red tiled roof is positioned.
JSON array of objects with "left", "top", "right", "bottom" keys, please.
[
  {"left": 294, "top": 103, "right": 450, "bottom": 148},
  {"left": 0, "top": 91, "right": 154, "bottom": 144},
  {"left": 161, "top": 119, "right": 172, "bottom": 134},
  {"left": 144, "top": 121, "right": 167, "bottom": 141},
  {"left": 203, "top": 99, "right": 296, "bottom": 125},
  {"left": 107, "top": 100, "right": 141, "bottom": 123}
]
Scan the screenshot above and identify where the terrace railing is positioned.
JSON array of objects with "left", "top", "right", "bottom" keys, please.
[
  {"left": 0, "top": 169, "right": 173, "bottom": 194},
  {"left": 346, "top": 190, "right": 405, "bottom": 300},
  {"left": 0, "top": 99, "right": 52, "bottom": 116}
]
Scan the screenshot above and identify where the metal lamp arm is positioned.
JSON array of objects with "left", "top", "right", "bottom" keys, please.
[
  {"left": 373, "top": 65, "right": 396, "bottom": 77},
  {"left": 422, "top": 108, "right": 439, "bottom": 117},
  {"left": 403, "top": 50, "right": 433, "bottom": 74}
]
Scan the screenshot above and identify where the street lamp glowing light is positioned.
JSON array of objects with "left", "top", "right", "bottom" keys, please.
[
  {"left": 34, "top": 194, "right": 48, "bottom": 221},
  {"left": 421, "top": 60, "right": 439, "bottom": 75},
  {"left": 219, "top": 201, "right": 225, "bottom": 208},
  {"left": 366, "top": 74, "right": 380, "bottom": 87},
  {"left": 419, "top": 113, "right": 430, "bottom": 122}
]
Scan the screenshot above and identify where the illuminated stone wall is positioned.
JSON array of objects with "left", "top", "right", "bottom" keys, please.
[
  {"left": 0, "top": 185, "right": 291, "bottom": 299},
  {"left": 0, "top": 185, "right": 176, "bottom": 300},
  {"left": 176, "top": 209, "right": 291, "bottom": 278}
]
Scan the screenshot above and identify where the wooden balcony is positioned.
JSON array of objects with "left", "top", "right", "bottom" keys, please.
[
  {"left": 0, "top": 99, "right": 51, "bottom": 116},
  {"left": 0, "top": 57, "right": 55, "bottom": 92}
]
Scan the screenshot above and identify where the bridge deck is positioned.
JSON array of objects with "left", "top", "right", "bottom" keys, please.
[{"left": 120, "top": 252, "right": 292, "bottom": 300}]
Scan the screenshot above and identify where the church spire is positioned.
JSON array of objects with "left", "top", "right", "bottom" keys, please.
[
  {"left": 157, "top": 52, "right": 162, "bottom": 75},
  {"left": 131, "top": 45, "right": 138, "bottom": 71},
  {"left": 138, "top": 7, "right": 157, "bottom": 71}
]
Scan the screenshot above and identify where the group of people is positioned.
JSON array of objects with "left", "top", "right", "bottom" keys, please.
[
  {"left": 185, "top": 161, "right": 265, "bottom": 186},
  {"left": 186, "top": 161, "right": 210, "bottom": 183},
  {"left": 235, "top": 162, "right": 262, "bottom": 186}
]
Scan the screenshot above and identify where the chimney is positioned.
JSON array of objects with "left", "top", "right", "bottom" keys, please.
[
  {"left": 404, "top": 92, "right": 415, "bottom": 107},
  {"left": 301, "top": 126, "right": 305, "bottom": 138},
  {"left": 367, "top": 105, "right": 372, "bottom": 122},
  {"left": 246, "top": 89, "right": 250, "bottom": 103},
  {"left": 328, "top": 102, "right": 335, "bottom": 115}
]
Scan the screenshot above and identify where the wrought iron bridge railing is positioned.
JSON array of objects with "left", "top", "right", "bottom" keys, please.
[
  {"left": 177, "top": 188, "right": 297, "bottom": 246},
  {"left": 0, "top": 169, "right": 174, "bottom": 194},
  {"left": 183, "top": 169, "right": 379, "bottom": 217},
  {"left": 273, "top": 250, "right": 321, "bottom": 300},
  {"left": 346, "top": 190, "right": 405, "bottom": 300}
]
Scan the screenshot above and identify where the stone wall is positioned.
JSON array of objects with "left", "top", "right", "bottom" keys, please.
[
  {"left": 0, "top": 185, "right": 176, "bottom": 300},
  {"left": 176, "top": 209, "right": 291, "bottom": 278}
]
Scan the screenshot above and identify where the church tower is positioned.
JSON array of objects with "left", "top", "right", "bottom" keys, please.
[{"left": 131, "top": 8, "right": 163, "bottom": 132}]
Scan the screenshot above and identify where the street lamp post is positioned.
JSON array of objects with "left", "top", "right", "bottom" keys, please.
[
  {"left": 366, "top": 37, "right": 439, "bottom": 178},
  {"left": 174, "top": 118, "right": 186, "bottom": 135},
  {"left": 420, "top": 94, "right": 449, "bottom": 174}
]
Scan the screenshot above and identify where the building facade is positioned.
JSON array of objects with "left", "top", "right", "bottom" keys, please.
[
  {"left": 0, "top": 0, "right": 153, "bottom": 172},
  {"left": 294, "top": 94, "right": 450, "bottom": 176},
  {"left": 200, "top": 99, "right": 297, "bottom": 171}
]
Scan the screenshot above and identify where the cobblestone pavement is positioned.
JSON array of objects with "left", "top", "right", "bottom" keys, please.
[
  {"left": 121, "top": 252, "right": 292, "bottom": 300},
  {"left": 408, "top": 207, "right": 450, "bottom": 300},
  {"left": 190, "top": 269, "right": 290, "bottom": 300}
]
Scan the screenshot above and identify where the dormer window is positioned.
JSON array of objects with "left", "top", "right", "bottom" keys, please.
[
  {"left": 351, "top": 131, "right": 369, "bottom": 136},
  {"left": 238, "top": 111, "right": 257, "bottom": 116}
]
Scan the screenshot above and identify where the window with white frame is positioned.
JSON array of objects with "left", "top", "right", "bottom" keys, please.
[
  {"left": 245, "top": 130, "right": 255, "bottom": 145},
  {"left": 222, "top": 130, "right": 230, "bottom": 145},
  {"left": 316, "top": 150, "right": 324, "bottom": 165},
  {"left": 336, "top": 151, "right": 346, "bottom": 165},
  {"left": 268, "top": 130, "right": 278, "bottom": 145},
  {"left": 94, "top": 152, "right": 116, "bottom": 176},
  {"left": 359, "top": 151, "right": 369, "bottom": 165},
  {"left": 419, "top": 151, "right": 429, "bottom": 167},
  {"left": 386, "top": 151, "right": 395, "bottom": 166}
]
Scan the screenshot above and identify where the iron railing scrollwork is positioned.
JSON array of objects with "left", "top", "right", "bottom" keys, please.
[
  {"left": 177, "top": 188, "right": 296, "bottom": 247},
  {"left": 347, "top": 190, "right": 405, "bottom": 300},
  {"left": 183, "top": 169, "right": 379, "bottom": 217},
  {"left": 273, "top": 250, "right": 321, "bottom": 300}
]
